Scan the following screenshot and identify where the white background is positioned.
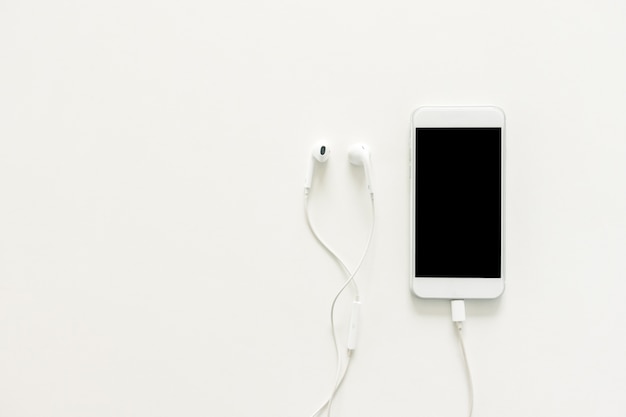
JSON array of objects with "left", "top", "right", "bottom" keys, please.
[{"left": 1, "top": 0, "right": 625, "bottom": 416}]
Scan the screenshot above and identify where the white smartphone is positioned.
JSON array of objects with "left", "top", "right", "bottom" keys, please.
[{"left": 410, "top": 106, "right": 505, "bottom": 299}]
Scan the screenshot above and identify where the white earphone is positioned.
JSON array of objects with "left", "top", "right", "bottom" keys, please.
[
  {"left": 348, "top": 143, "right": 373, "bottom": 195},
  {"left": 302, "top": 140, "right": 375, "bottom": 417},
  {"left": 304, "top": 140, "right": 330, "bottom": 192},
  {"left": 304, "top": 141, "right": 374, "bottom": 195}
]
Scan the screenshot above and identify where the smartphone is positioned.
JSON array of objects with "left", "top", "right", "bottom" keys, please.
[{"left": 410, "top": 106, "right": 505, "bottom": 299}]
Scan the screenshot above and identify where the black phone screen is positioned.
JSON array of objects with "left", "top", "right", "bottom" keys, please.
[{"left": 415, "top": 128, "right": 502, "bottom": 278}]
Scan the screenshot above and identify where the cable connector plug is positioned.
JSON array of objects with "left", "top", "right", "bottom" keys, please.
[{"left": 451, "top": 299, "right": 466, "bottom": 330}]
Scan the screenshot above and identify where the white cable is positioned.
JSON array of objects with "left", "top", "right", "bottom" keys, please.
[
  {"left": 304, "top": 194, "right": 375, "bottom": 417},
  {"left": 303, "top": 195, "right": 360, "bottom": 297},
  {"left": 308, "top": 353, "right": 352, "bottom": 417},
  {"left": 451, "top": 300, "right": 474, "bottom": 417},
  {"left": 304, "top": 195, "right": 358, "bottom": 416},
  {"left": 306, "top": 195, "right": 375, "bottom": 417}
]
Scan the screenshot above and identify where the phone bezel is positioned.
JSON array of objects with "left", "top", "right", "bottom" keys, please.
[{"left": 410, "top": 106, "right": 505, "bottom": 299}]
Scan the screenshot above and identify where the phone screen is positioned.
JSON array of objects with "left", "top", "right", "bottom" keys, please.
[{"left": 415, "top": 128, "right": 501, "bottom": 278}]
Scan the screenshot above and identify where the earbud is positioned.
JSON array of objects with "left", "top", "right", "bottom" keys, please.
[
  {"left": 348, "top": 143, "right": 373, "bottom": 195},
  {"left": 304, "top": 140, "right": 330, "bottom": 192}
]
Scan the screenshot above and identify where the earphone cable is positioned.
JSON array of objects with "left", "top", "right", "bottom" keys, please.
[
  {"left": 304, "top": 194, "right": 375, "bottom": 417},
  {"left": 307, "top": 353, "right": 352, "bottom": 417},
  {"left": 326, "top": 196, "right": 374, "bottom": 417},
  {"left": 303, "top": 195, "right": 360, "bottom": 298}
]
